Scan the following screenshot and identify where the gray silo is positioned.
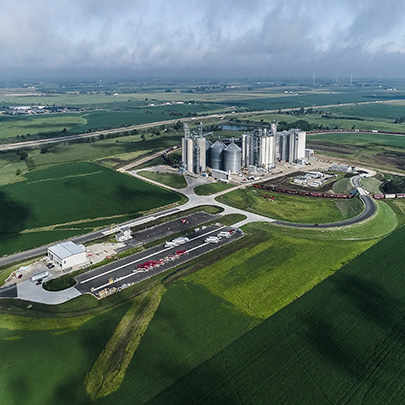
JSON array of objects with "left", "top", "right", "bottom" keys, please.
[
  {"left": 210, "top": 140, "right": 226, "bottom": 170},
  {"left": 205, "top": 139, "right": 211, "bottom": 167},
  {"left": 223, "top": 141, "right": 242, "bottom": 173}
]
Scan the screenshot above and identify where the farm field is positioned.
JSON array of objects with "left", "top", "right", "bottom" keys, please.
[
  {"left": 217, "top": 187, "right": 364, "bottom": 223},
  {"left": 0, "top": 114, "right": 87, "bottom": 140},
  {"left": 149, "top": 224, "right": 405, "bottom": 404},
  {"left": 137, "top": 170, "right": 187, "bottom": 188},
  {"left": 0, "top": 162, "right": 182, "bottom": 256},
  {"left": 194, "top": 181, "right": 234, "bottom": 195},
  {"left": 0, "top": 131, "right": 184, "bottom": 185},
  {"left": 0, "top": 200, "right": 402, "bottom": 404},
  {"left": 306, "top": 132, "right": 405, "bottom": 172},
  {"left": 0, "top": 301, "right": 129, "bottom": 405}
]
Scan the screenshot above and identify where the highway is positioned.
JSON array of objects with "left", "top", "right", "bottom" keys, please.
[
  {"left": 1, "top": 100, "right": 396, "bottom": 152},
  {"left": 75, "top": 225, "right": 242, "bottom": 297}
]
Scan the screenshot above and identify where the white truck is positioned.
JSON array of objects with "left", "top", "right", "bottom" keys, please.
[
  {"left": 205, "top": 236, "right": 220, "bottom": 244},
  {"left": 30, "top": 271, "right": 49, "bottom": 282}
]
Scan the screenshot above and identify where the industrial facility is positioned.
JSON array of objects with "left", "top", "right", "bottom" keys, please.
[
  {"left": 47, "top": 241, "right": 87, "bottom": 271},
  {"left": 181, "top": 122, "right": 308, "bottom": 175}
]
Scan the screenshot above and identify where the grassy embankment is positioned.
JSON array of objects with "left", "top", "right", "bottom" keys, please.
[
  {"left": 137, "top": 171, "right": 187, "bottom": 189},
  {"left": 85, "top": 285, "right": 165, "bottom": 401},
  {"left": 217, "top": 187, "right": 364, "bottom": 224},
  {"left": 193, "top": 182, "right": 234, "bottom": 195},
  {"left": 0, "top": 161, "right": 183, "bottom": 257}
]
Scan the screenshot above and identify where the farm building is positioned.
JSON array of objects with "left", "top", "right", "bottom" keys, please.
[{"left": 47, "top": 241, "right": 87, "bottom": 270}]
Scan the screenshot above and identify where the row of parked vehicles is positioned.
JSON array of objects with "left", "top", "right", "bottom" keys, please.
[{"left": 134, "top": 249, "right": 189, "bottom": 273}]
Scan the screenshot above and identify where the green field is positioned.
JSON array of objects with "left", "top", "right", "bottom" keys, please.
[
  {"left": 0, "top": 114, "right": 87, "bottom": 140},
  {"left": 306, "top": 132, "right": 405, "bottom": 172},
  {"left": 137, "top": 171, "right": 187, "bottom": 189},
  {"left": 148, "top": 225, "right": 405, "bottom": 404},
  {"left": 217, "top": 187, "right": 364, "bottom": 224},
  {"left": 0, "top": 199, "right": 402, "bottom": 404},
  {"left": 193, "top": 181, "right": 234, "bottom": 195},
  {"left": 0, "top": 301, "right": 129, "bottom": 405},
  {"left": 0, "top": 162, "right": 182, "bottom": 256}
]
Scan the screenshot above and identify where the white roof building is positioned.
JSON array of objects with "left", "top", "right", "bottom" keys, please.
[{"left": 47, "top": 241, "right": 87, "bottom": 270}]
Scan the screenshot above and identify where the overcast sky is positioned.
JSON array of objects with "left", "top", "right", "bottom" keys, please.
[{"left": 1, "top": 0, "right": 405, "bottom": 80}]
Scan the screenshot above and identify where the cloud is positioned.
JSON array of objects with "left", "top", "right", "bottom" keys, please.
[{"left": 1, "top": 0, "right": 405, "bottom": 78}]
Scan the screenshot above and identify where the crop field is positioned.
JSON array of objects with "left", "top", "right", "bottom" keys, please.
[
  {"left": 217, "top": 187, "right": 364, "bottom": 223},
  {"left": 137, "top": 171, "right": 187, "bottom": 189},
  {"left": 0, "top": 114, "right": 87, "bottom": 140},
  {"left": 148, "top": 225, "right": 405, "bottom": 404},
  {"left": 0, "top": 199, "right": 401, "bottom": 404},
  {"left": 0, "top": 162, "right": 182, "bottom": 256},
  {"left": 0, "top": 131, "right": 184, "bottom": 185},
  {"left": 0, "top": 303, "right": 129, "bottom": 405}
]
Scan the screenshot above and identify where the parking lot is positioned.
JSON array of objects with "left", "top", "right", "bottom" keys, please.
[{"left": 76, "top": 224, "right": 243, "bottom": 298}]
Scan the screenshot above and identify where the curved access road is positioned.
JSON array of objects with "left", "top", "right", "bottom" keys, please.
[{"left": 270, "top": 175, "right": 376, "bottom": 228}]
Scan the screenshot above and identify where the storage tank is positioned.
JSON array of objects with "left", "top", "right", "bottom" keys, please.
[
  {"left": 205, "top": 139, "right": 211, "bottom": 168},
  {"left": 223, "top": 141, "right": 242, "bottom": 173},
  {"left": 210, "top": 140, "right": 225, "bottom": 170}
]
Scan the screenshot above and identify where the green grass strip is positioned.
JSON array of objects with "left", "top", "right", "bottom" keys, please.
[{"left": 84, "top": 285, "right": 165, "bottom": 400}]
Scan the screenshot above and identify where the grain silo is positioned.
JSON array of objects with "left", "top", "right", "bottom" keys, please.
[
  {"left": 223, "top": 141, "right": 242, "bottom": 173},
  {"left": 209, "top": 140, "right": 226, "bottom": 170}
]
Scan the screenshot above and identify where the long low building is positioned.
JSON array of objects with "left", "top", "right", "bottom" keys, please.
[{"left": 47, "top": 241, "right": 87, "bottom": 270}]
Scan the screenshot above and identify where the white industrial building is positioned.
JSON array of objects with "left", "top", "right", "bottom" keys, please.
[
  {"left": 277, "top": 129, "right": 307, "bottom": 163},
  {"left": 116, "top": 227, "right": 132, "bottom": 242},
  {"left": 47, "top": 241, "right": 87, "bottom": 270}
]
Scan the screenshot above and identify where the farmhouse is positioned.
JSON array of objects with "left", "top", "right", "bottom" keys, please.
[{"left": 47, "top": 241, "right": 87, "bottom": 270}]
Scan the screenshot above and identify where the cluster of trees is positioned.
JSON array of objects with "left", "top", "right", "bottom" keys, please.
[{"left": 394, "top": 117, "right": 405, "bottom": 124}]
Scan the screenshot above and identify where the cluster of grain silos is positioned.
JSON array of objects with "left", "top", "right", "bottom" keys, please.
[{"left": 207, "top": 140, "right": 241, "bottom": 173}]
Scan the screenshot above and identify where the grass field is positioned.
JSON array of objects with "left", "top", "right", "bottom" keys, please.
[
  {"left": 217, "top": 187, "right": 364, "bottom": 223},
  {"left": 0, "top": 301, "right": 129, "bottom": 405},
  {"left": 361, "top": 177, "right": 383, "bottom": 193},
  {"left": 0, "top": 162, "right": 182, "bottom": 256},
  {"left": 137, "top": 171, "right": 187, "bottom": 189},
  {"left": 193, "top": 182, "right": 234, "bottom": 195},
  {"left": 148, "top": 225, "right": 405, "bottom": 404}
]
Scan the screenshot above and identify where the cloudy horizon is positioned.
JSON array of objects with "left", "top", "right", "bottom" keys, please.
[{"left": 1, "top": 0, "right": 405, "bottom": 80}]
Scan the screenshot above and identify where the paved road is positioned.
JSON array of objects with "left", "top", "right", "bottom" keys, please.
[
  {"left": 76, "top": 225, "right": 241, "bottom": 297},
  {"left": 1, "top": 100, "right": 392, "bottom": 152},
  {"left": 0, "top": 284, "right": 17, "bottom": 298}
]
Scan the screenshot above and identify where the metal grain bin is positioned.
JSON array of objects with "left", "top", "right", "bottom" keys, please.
[
  {"left": 223, "top": 141, "right": 242, "bottom": 173},
  {"left": 209, "top": 140, "right": 225, "bottom": 170}
]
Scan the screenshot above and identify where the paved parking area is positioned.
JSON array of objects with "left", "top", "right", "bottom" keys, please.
[{"left": 76, "top": 224, "right": 242, "bottom": 298}]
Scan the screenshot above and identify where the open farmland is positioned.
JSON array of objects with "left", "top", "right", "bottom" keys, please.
[
  {"left": 148, "top": 224, "right": 405, "bottom": 404},
  {"left": 0, "top": 114, "right": 87, "bottom": 140},
  {"left": 307, "top": 132, "right": 405, "bottom": 172},
  {"left": 0, "top": 200, "right": 401, "bottom": 404},
  {"left": 217, "top": 187, "right": 364, "bottom": 224},
  {"left": 0, "top": 301, "right": 129, "bottom": 405},
  {"left": 0, "top": 162, "right": 182, "bottom": 256}
]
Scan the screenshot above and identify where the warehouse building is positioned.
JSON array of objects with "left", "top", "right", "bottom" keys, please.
[{"left": 47, "top": 241, "right": 87, "bottom": 270}]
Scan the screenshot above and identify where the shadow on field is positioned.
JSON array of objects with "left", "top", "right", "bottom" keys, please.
[
  {"left": 6, "top": 376, "right": 30, "bottom": 404},
  {"left": 0, "top": 191, "right": 31, "bottom": 245},
  {"left": 300, "top": 271, "right": 405, "bottom": 377}
]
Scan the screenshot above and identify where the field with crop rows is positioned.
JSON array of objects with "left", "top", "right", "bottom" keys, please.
[
  {"left": 0, "top": 162, "right": 182, "bottom": 256},
  {"left": 148, "top": 225, "right": 405, "bottom": 404}
]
